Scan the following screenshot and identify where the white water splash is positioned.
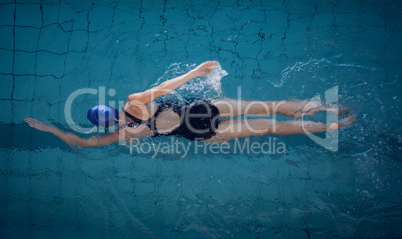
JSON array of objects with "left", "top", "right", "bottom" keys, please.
[
  {"left": 152, "top": 62, "right": 228, "bottom": 100},
  {"left": 272, "top": 57, "right": 377, "bottom": 88},
  {"left": 205, "top": 63, "right": 228, "bottom": 95}
]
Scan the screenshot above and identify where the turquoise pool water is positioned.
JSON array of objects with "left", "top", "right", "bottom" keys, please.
[{"left": 1, "top": 0, "right": 401, "bottom": 238}]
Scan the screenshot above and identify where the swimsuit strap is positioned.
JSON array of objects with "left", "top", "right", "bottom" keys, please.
[
  {"left": 148, "top": 106, "right": 167, "bottom": 136},
  {"left": 122, "top": 108, "right": 144, "bottom": 124},
  {"left": 122, "top": 107, "right": 162, "bottom": 136}
]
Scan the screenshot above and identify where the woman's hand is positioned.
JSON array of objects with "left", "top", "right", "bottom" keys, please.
[
  {"left": 24, "top": 117, "right": 123, "bottom": 148},
  {"left": 24, "top": 118, "right": 53, "bottom": 132},
  {"left": 126, "top": 61, "right": 219, "bottom": 105},
  {"left": 193, "top": 61, "right": 218, "bottom": 77}
]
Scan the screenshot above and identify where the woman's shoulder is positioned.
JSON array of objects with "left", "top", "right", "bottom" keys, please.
[{"left": 124, "top": 99, "right": 159, "bottom": 119}]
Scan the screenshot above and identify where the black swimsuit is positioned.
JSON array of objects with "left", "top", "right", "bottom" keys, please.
[{"left": 123, "top": 98, "right": 220, "bottom": 141}]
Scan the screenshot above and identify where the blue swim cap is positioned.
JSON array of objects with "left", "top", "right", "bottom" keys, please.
[{"left": 87, "top": 105, "right": 119, "bottom": 127}]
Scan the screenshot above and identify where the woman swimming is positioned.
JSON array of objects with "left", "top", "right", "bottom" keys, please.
[{"left": 25, "top": 61, "right": 355, "bottom": 148}]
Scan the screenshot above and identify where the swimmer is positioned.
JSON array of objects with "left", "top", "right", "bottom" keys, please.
[{"left": 25, "top": 61, "right": 355, "bottom": 148}]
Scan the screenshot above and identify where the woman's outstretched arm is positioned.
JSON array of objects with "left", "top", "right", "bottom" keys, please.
[
  {"left": 24, "top": 118, "right": 121, "bottom": 148},
  {"left": 127, "top": 61, "right": 218, "bottom": 104}
]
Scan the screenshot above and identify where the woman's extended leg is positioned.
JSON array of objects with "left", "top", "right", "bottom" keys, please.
[
  {"left": 204, "top": 115, "right": 356, "bottom": 143},
  {"left": 212, "top": 98, "right": 343, "bottom": 119}
]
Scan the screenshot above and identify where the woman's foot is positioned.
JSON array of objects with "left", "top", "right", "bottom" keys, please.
[
  {"left": 326, "top": 103, "right": 350, "bottom": 116},
  {"left": 329, "top": 115, "right": 356, "bottom": 130},
  {"left": 282, "top": 100, "right": 349, "bottom": 118},
  {"left": 300, "top": 103, "right": 350, "bottom": 118},
  {"left": 281, "top": 100, "right": 322, "bottom": 118}
]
